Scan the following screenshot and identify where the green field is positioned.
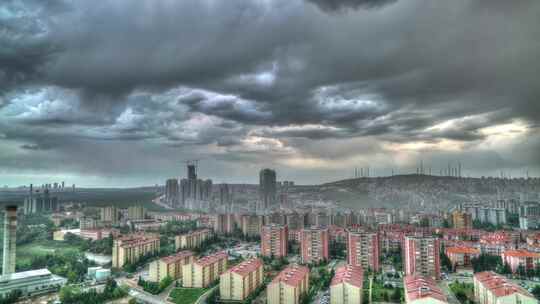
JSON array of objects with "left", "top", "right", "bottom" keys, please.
[
  {"left": 169, "top": 288, "right": 208, "bottom": 304},
  {"left": 16, "top": 240, "right": 81, "bottom": 266}
]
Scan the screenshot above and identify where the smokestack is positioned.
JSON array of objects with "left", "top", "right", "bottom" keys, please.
[{"left": 3, "top": 206, "right": 17, "bottom": 276}]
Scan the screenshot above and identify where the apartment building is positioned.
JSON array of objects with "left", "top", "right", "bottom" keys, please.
[
  {"left": 220, "top": 258, "right": 264, "bottom": 301},
  {"left": 330, "top": 265, "right": 363, "bottom": 304},
  {"left": 148, "top": 251, "right": 194, "bottom": 282},
  {"left": 403, "top": 236, "right": 441, "bottom": 280},
  {"left": 241, "top": 214, "right": 264, "bottom": 237},
  {"left": 112, "top": 233, "right": 160, "bottom": 268},
  {"left": 502, "top": 249, "right": 540, "bottom": 273},
  {"left": 261, "top": 224, "right": 289, "bottom": 258},
  {"left": 212, "top": 213, "right": 235, "bottom": 234},
  {"left": 100, "top": 206, "right": 118, "bottom": 226},
  {"left": 182, "top": 251, "right": 228, "bottom": 288},
  {"left": 175, "top": 229, "right": 212, "bottom": 250},
  {"left": 445, "top": 246, "right": 480, "bottom": 268},
  {"left": 404, "top": 275, "right": 447, "bottom": 304},
  {"left": 346, "top": 229, "right": 380, "bottom": 272},
  {"left": 451, "top": 211, "right": 472, "bottom": 229},
  {"left": 300, "top": 227, "right": 329, "bottom": 264},
  {"left": 267, "top": 265, "right": 310, "bottom": 304},
  {"left": 474, "top": 271, "right": 536, "bottom": 304}
]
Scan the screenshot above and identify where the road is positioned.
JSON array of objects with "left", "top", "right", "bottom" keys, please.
[{"left": 128, "top": 289, "right": 172, "bottom": 304}]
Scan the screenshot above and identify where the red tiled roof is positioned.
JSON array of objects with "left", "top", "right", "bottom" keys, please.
[
  {"left": 271, "top": 265, "right": 309, "bottom": 287},
  {"left": 404, "top": 275, "right": 447, "bottom": 303},
  {"left": 331, "top": 265, "right": 363, "bottom": 288},
  {"left": 195, "top": 251, "right": 227, "bottom": 267},
  {"left": 474, "top": 271, "right": 532, "bottom": 298},
  {"left": 227, "top": 258, "right": 263, "bottom": 277},
  {"left": 503, "top": 249, "right": 540, "bottom": 258},
  {"left": 161, "top": 251, "right": 194, "bottom": 264},
  {"left": 446, "top": 246, "right": 480, "bottom": 255}
]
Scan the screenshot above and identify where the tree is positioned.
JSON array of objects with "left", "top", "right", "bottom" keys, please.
[
  {"left": 391, "top": 288, "right": 402, "bottom": 302},
  {"left": 532, "top": 286, "right": 540, "bottom": 300}
]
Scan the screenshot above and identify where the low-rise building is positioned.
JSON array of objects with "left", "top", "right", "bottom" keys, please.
[
  {"left": 502, "top": 249, "right": 540, "bottom": 273},
  {"left": 175, "top": 229, "right": 212, "bottom": 250},
  {"left": 267, "top": 265, "right": 310, "bottom": 304},
  {"left": 330, "top": 265, "right": 363, "bottom": 304},
  {"left": 404, "top": 275, "right": 447, "bottom": 304},
  {"left": 182, "top": 251, "right": 228, "bottom": 288},
  {"left": 149, "top": 251, "right": 194, "bottom": 283},
  {"left": 220, "top": 258, "right": 264, "bottom": 301},
  {"left": 112, "top": 233, "right": 160, "bottom": 268},
  {"left": 0, "top": 269, "right": 67, "bottom": 298},
  {"left": 474, "top": 271, "right": 536, "bottom": 304}
]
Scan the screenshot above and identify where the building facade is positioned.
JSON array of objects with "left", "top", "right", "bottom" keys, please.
[
  {"left": 182, "top": 251, "right": 228, "bottom": 288},
  {"left": 474, "top": 271, "right": 536, "bottom": 304},
  {"left": 149, "top": 251, "right": 194, "bottom": 282},
  {"left": 112, "top": 233, "right": 160, "bottom": 268},
  {"left": 403, "top": 236, "right": 441, "bottom": 280},
  {"left": 346, "top": 229, "right": 380, "bottom": 272},
  {"left": 220, "top": 258, "right": 264, "bottom": 301},
  {"left": 267, "top": 265, "right": 310, "bottom": 304},
  {"left": 261, "top": 224, "right": 289, "bottom": 258},
  {"left": 330, "top": 265, "right": 364, "bottom": 304},
  {"left": 175, "top": 229, "right": 212, "bottom": 250},
  {"left": 300, "top": 227, "right": 329, "bottom": 264}
]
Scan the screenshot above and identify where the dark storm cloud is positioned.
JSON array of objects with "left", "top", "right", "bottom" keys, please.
[
  {"left": 1, "top": 0, "right": 540, "bottom": 184},
  {"left": 305, "top": 0, "right": 398, "bottom": 12}
]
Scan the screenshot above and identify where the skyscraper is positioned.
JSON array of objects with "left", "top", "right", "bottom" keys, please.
[
  {"left": 259, "top": 168, "right": 277, "bottom": 210},
  {"left": 3, "top": 206, "right": 17, "bottom": 275},
  {"left": 165, "top": 178, "right": 179, "bottom": 208}
]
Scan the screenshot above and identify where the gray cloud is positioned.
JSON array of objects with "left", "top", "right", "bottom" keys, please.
[
  {"left": 1, "top": 0, "right": 540, "bottom": 185},
  {"left": 305, "top": 0, "right": 398, "bottom": 12}
]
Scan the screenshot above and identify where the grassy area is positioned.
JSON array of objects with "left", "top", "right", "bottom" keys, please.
[
  {"left": 16, "top": 240, "right": 81, "bottom": 266},
  {"left": 449, "top": 281, "right": 474, "bottom": 304},
  {"left": 169, "top": 288, "right": 208, "bottom": 304}
]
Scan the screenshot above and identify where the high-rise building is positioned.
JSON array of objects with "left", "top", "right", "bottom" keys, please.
[
  {"left": 100, "top": 206, "right": 119, "bottom": 225},
  {"left": 261, "top": 224, "right": 288, "bottom": 258},
  {"left": 300, "top": 227, "right": 329, "bottom": 264},
  {"left": 220, "top": 258, "right": 264, "bottom": 301},
  {"left": 182, "top": 251, "right": 228, "bottom": 288},
  {"left": 149, "top": 251, "right": 194, "bottom": 283},
  {"left": 3, "top": 206, "right": 17, "bottom": 275},
  {"left": 165, "top": 179, "right": 179, "bottom": 208},
  {"left": 451, "top": 210, "right": 472, "bottom": 229},
  {"left": 23, "top": 189, "right": 59, "bottom": 215},
  {"left": 330, "top": 265, "right": 364, "bottom": 304},
  {"left": 346, "top": 229, "right": 380, "bottom": 272},
  {"left": 403, "top": 236, "right": 441, "bottom": 280},
  {"left": 212, "top": 214, "right": 234, "bottom": 235},
  {"left": 127, "top": 205, "right": 146, "bottom": 220},
  {"left": 259, "top": 169, "right": 277, "bottom": 210},
  {"left": 219, "top": 184, "right": 231, "bottom": 210},
  {"left": 241, "top": 214, "right": 264, "bottom": 237},
  {"left": 267, "top": 265, "right": 310, "bottom": 304}
]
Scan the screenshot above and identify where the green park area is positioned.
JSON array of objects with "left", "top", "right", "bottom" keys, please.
[
  {"left": 169, "top": 288, "right": 208, "bottom": 304},
  {"left": 16, "top": 239, "right": 81, "bottom": 266}
]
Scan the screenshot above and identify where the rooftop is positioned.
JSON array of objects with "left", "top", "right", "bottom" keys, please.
[
  {"left": 226, "top": 258, "right": 263, "bottom": 277},
  {"left": 271, "top": 265, "right": 309, "bottom": 287},
  {"left": 0, "top": 269, "right": 52, "bottom": 282},
  {"left": 404, "top": 275, "right": 447, "bottom": 303},
  {"left": 195, "top": 251, "right": 227, "bottom": 267},
  {"left": 446, "top": 246, "right": 480, "bottom": 255},
  {"left": 503, "top": 249, "right": 540, "bottom": 258},
  {"left": 161, "top": 251, "right": 194, "bottom": 264},
  {"left": 331, "top": 265, "right": 363, "bottom": 288},
  {"left": 474, "top": 271, "right": 532, "bottom": 298}
]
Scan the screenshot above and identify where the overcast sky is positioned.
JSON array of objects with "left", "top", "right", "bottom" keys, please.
[{"left": 1, "top": 0, "right": 539, "bottom": 187}]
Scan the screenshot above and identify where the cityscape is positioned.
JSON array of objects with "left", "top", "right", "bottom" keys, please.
[{"left": 1, "top": 1, "right": 540, "bottom": 304}]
